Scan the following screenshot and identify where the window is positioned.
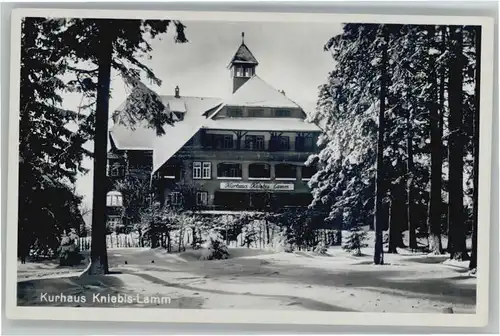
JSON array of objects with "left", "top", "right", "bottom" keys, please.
[
  {"left": 275, "top": 164, "right": 296, "bottom": 180},
  {"left": 248, "top": 108, "right": 264, "bottom": 117},
  {"left": 106, "top": 191, "right": 123, "bottom": 207},
  {"left": 223, "top": 135, "right": 234, "bottom": 149},
  {"left": 275, "top": 109, "right": 291, "bottom": 117},
  {"left": 193, "top": 162, "right": 202, "bottom": 179},
  {"left": 279, "top": 136, "right": 290, "bottom": 150},
  {"left": 109, "top": 163, "right": 123, "bottom": 177},
  {"left": 235, "top": 67, "right": 244, "bottom": 77},
  {"left": 196, "top": 192, "right": 208, "bottom": 206},
  {"left": 193, "top": 162, "right": 211, "bottom": 179},
  {"left": 227, "top": 108, "right": 243, "bottom": 117},
  {"left": 302, "top": 165, "right": 318, "bottom": 180},
  {"left": 270, "top": 136, "right": 290, "bottom": 151},
  {"left": 244, "top": 135, "right": 265, "bottom": 150},
  {"left": 249, "top": 163, "right": 271, "bottom": 179},
  {"left": 169, "top": 192, "right": 182, "bottom": 206},
  {"left": 202, "top": 162, "right": 211, "bottom": 179},
  {"left": 212, "top": 134, "right": 234, "bottom": 149},
  {"left": 295, "top": 136, "right": 315, "bottom": 152},
  {"left": 174, "top": 112, "right": 184, "bottom": 121},
  {"left": 244, "top": 68, "right": 253, "bottom": 77},
  {"left": 204, "top": 134, "right": 235, "bottom": 149},
  {"left": 107, "top": 217, "right": 122, "bottom": 228},
  {"left": 217, "top": 163, "right": 242, "bottom": 178}
]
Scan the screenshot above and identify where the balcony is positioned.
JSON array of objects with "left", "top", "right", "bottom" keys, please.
[{"left": 200, "top": 139, "right": 316, "bottom": 153}]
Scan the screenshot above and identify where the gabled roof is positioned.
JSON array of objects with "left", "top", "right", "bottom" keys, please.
[
  {"left": 110, "top": 81, "right": 318, "bottom": 175},
  {"left": 228, "top": 43, "right": 259, "bottom": 67},
  {"left": 109, "top": 95, "right": 222, "bottom": 172},
  {"left": 207, "top": 75, "right": 305, "bottom": 120}
]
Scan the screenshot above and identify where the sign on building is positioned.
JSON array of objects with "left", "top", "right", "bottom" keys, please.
[{"left": 220, "top": 181, "right": 294, "bottom": 191}]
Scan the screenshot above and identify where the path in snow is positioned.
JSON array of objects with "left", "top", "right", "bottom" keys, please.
[{"left": 17, "top": 246, "right": 476, "bottom": 313}]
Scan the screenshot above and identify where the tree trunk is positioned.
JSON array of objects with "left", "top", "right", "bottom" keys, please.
[
  {"left": 166, "top": 231, "right": 171, "bottom": 252},
  {"left": 469, "top": 26, "right": 481, "bottom": 270},
  {"left": 178, "top": 227, "right": 183, "bottom": 252},
  {"left": 191, "top": 227, "right": 197, "bottom": 248},
  {"left": 373, "top": 26, "right": 388, "bottom": 265},
  {"left": 427, "top": 25, "right": 444, "bottom": 255},
  {"left": 387, "top": 200, "right": 398, "bottom": 253},
  {"left": 265, "top": 220, "right": 270, "bottom": 244},
  {"left": 86, "top": 20, "right": 113, "bottom": 275},
  {"left": 406, "top": 90, "right": 418, "bottom": 250},
  {"left": 447, "top": 26, "right": 469, "bottom": 261}
]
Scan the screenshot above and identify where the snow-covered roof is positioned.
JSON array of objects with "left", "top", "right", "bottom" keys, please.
[
  {"left": 203, "top": 117, "right": 321, "bottom": 132},
  {"left": 167, "top": 99, "right": 187, "bottom": 113},
  {"left": 110, "top": 78, "right": 320, "bottom": 174},
  {"left": 221, "top": 75, "right": 302, "bottom": 109},
  {"left": 109, "top": 95, "right": 222, "bottom": 171},
  {"left": 229, "top": 43, "right": 258, "bottom": 66}
]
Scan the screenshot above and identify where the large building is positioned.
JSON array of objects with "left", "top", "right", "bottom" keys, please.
[{"left": 106, "top": 33, "right": 322, "bottom": 229}]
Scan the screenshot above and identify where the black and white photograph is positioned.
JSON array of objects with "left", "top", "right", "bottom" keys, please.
[{"left": 6, "top": 8, "right": 494, "bottom": 326}]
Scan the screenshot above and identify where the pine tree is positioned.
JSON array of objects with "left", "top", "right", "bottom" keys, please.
[
  {"left": 469, "top": 25, "right": 481, "bottom": 270},
  {"left": 343, "top": 226, "right": 368, "bottom": 256},
  {"left": 310, "top": 23, "right": 479, "bottom": 264},
  {"left": 426, "top": 25, "right": 444, "bottom": 254},
  {"left": 113, "top": 174, "right": 151, "bottom": 232},
  {"left": 447, "top": 26, "right": 469, "bottom": 261},
  {"left": 308, "top": 24, "right": 380, "bottom": 234},
  {"left": 428, "top": 26, "right": 447, "bottom": 255},
  {"left": 373, "top": 25, "right": 388, "bottom": 264},
  {"left": 51, "top": 18, "right": 188, "bottom": 274},
  {"left": 19, "top": 18, "right": 91, "bottom": 259}
]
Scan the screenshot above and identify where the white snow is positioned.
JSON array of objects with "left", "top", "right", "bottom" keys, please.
[
  {"left": 110, "top": 95, "right": 222, "bottom": 172},
  {"left": 428, "top": 48, "right": 440, "bottom": 56},
  {"left": 221, "top": 75, "right": 302, "bottom": 109},
  {"left": 203, "top": 117, "right": 321, "bottom": 132},
  {"left": 17, "top": 233, "right": 476, "bottom": 313},
  {"left": 111, "top": 75, "right": 320, "bottom": 174},
  {"left": 167, "top": 99, "right": 187, "bottom": 113}
]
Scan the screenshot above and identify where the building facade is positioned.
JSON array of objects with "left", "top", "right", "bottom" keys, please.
[{"left": 106, "top": 34, "right": 322, "bottom": 227}]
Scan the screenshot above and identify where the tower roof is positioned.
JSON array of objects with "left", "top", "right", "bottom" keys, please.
[{"left": 228, "top": 32, "right": 259, "bottom": 67}]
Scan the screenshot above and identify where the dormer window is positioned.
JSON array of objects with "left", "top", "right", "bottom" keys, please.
[
  {"left": 227, "top": 108, "right": 243, "bottom": 117},
  {"left": 235, "top": 67, "right": 244, "bottom": 77},
  {"left": 234, "top": 67, "right": 253, "bottom": 78},
  {"left": 174, "top": 112, "right": 184, "bottom": 121},
  {"left": 275, "top": 109, "right": 291, "bottom": 117},
  {"left": 244, "top": 68, "right": 253, "bottom": 77},
  {"left": 248, "top": 108, "right": 264, "bottom": 117}
]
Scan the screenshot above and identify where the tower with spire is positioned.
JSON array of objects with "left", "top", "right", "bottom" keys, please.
[{"left": 228, "top": 32, "right": 259, "bottom": 93}]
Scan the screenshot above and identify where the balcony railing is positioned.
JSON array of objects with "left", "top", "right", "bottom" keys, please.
[{"left": 200, "top": 140, "right": 315, "bottom": 153}]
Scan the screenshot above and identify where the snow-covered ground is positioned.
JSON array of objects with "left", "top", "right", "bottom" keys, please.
[{"left": 17, "top": 239, "right": 476, "bottom": 313}]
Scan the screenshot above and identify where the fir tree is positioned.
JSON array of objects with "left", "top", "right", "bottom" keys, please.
[
  {"left": 447, "top": 26, "right": 469, "bottom": 261},
  {"left": 342, "top": 226, "right": 368, "bottom": 256},
  {"left": 469, "top": 25, "right": 481, "bottom": 270},
  {"left": 311, "top": 23, "right": 480, "bottom": 263},
  {"left": 51, "top": 18, "right": 188, "bottom": 274},
  {"left": 19, "top": 18, "right": 91, "bottom": 259}
]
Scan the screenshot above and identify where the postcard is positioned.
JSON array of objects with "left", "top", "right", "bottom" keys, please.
[{"left": 5, "top": 8, "right": 494, "bottom": 327}]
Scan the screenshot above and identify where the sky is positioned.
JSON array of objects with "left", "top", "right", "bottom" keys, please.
[{"left": 70, "top": 19, "right": 343, "bottom": 211}]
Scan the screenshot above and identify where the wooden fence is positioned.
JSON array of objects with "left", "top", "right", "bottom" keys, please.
[
  {"left": 78, "top": 234, "right": 142, "bottom": 250},
  {"left": 78, "top": 223, "right": 340, "bottom": 251}
]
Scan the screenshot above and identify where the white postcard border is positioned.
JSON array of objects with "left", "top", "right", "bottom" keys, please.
[{"left": 5, "top": 8, "right": 495, "bottom": 327}]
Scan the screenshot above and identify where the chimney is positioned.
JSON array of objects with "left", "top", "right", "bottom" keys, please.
[
  {"left": 174, "top": 86, "right": 180, "bottom": 98},
  {"left": 280, "top": 90, "right": 286, "bottom": 95}
]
